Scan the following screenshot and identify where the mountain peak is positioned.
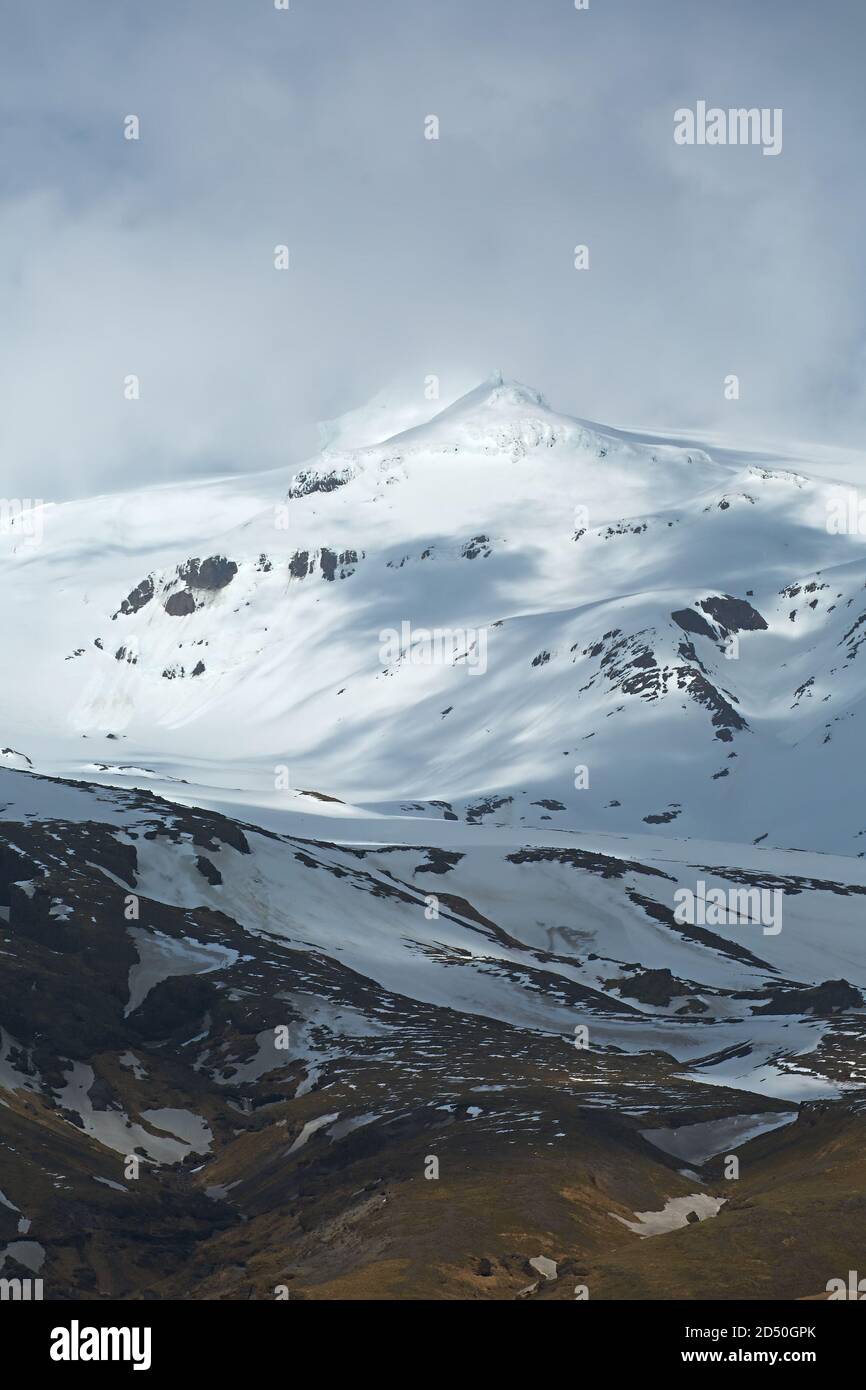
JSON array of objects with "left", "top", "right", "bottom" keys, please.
[
  {"left": 469, "top": 372, "right": 550, "bottom": 412},
  {"left": 421, "top": 375, "right": 551, "bottom": 430}
]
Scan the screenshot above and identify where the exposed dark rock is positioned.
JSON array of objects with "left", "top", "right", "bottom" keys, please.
[
  {"left": 179, "top": 556, "right": 238, "bottom": 591},
  {"left": 466, "top": 795, "right": 513, "bottom": 824},
  {"left": 642, "top": 809, "right": 681, "bottom": 825},
  {"left": 113, "top": 576, "right": 154, "bottom": 620},
  {"left": 679, "top": 671, "right": 748, "bottom": 738},
  {"left": 320, "top": 549, "right": 339, "bottom": 581},
  {"left": 164, "top": 591, "right": 196, "bottom": 618},
  {"left": 604, "top": 967, "right": 692, "bottom": 1007},
  {"left": 319, "top": 548, "right": 360, "bottom": 581},
  {"left": 195, "top": 856, "right": 222, "bottom": 886},
  {"left": 130, "top": 974, "right": 219, "bottom": 1042},
  {"left": 414, "top": 850, "right": 464, "bottom": 876},
  {"left": 753, "top": 979, "right": 863, "bottom": 1016},
  {"left": 672, "top": 608, "right": 717, "bottom": 640},
  {"left": 698, "top": 595, "right": 768, "bottom": 632},
  {"left": 508, "top": 846, "right": 673, "bottom": 883},
  {"left": 289, "top": 466, "right": 353, "bottom": 498},
  {"left": 461, "top": 535, "right": 492, "bottom": 560}
]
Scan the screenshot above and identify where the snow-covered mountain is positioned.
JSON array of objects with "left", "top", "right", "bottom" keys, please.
[
  {"left": 3, "top": 375, "right": 866, "bottom": 1300},
  {"left": 4, "top": 371, "right": 866, "bottom": 851}
]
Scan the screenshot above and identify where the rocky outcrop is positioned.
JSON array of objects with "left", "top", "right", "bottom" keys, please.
[
  {"left": 164, "top": 590, "right": 196, "bottom": 617},
  {"left": 113, "top": 576, "right": 155, "bottom": 620},
  {"left": 754, "top": 979, "right": 863, "bottom": 1015},
  {"left": 179, "top": 556, "right": 238, "bottom": 591}
]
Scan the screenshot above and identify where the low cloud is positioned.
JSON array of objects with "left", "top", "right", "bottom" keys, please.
[{"left": 0, "top": 0, "right": 863, "bottom": 500}]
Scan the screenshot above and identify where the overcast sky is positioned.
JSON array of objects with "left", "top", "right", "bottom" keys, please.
[{"left": 1, "top": 0, "right": 864, "bottom": 500}]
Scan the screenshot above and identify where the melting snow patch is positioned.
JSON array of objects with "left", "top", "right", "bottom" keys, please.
[
  {"left": 287, "top": 1112, "right": 340, "bottom": 1155},
  {"left": 0, "top": 1028, "right": 39, "bottom": 1095},
  {"left": 204, "top": 1181, "right": 241, "bottom": 1201},
  {"left": 118, "top": 1052, "right": 148, "bottom": 1080},
  {"left": 125, "top": 928, "right": 238, "bottom": 1016},
  {"left": 0, "top": 1240, "right": 45, "bottom": 1272},
  {"left": 642, "top": 1111, "right": 797, "bottom": 1164},
  {"left": 327, "top": 1112, "right": 378, "bottom": 1141},
  {"left": 140, "top": 1108, "right": 212, "bottom": 1153},
  {"left": 612, "top": 1193, "right": 725, "bottom": 1238},
  {"left": 55, "top": 1063, "right": 211, "bottom": 1164}
]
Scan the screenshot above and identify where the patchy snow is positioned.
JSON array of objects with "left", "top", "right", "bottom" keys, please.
[
  {"left": 118, "top": 1051, "right": 148, "bottom": 1080},
  {"left": 0, "top": 1028, "right": 39, "bottom": 1095},
  {"left": 612, "top": 1193, "right": 725, "bottom": 1238},
  {"left": 0, "top": 1240, "right": 46, "bottom": 1272},
  {"left": 140, "top": 1108, "right": 212, "bottom": 1154},
  {"left": 4, "top": 378, "right": 866, "bottom": 1112},
  {"left": 642, "top": 1111, "right": 798, "bottom": 1163},
  {"left": 125, "top": 928, "right": 238, "bottom": 1016},
  {"left": 54, "top": 1063, "right": 210, "bottom": 1164},
  {"left": 327, "top": 1112, "right": 379, "bottom": 1142},
  {"left": 287, "top": 1112, "right": 340, "bottom": 1155}
]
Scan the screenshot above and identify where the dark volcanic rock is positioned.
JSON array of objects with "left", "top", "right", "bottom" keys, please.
[
  {"left": 414, "top": 849, "right": 464, "bottom": 876},
  {"left": 164, "top": 590, "right": 196, "bottom": 617},
  {"left": 319, "top": 548, "right": 360, "bottom": 581},
  {"left": 753, "top": 979, "right": 863, "bottom": 1016},
  {"left": 319, "top": 549, "right": 339, "bottom": 582},
  {"left": 114, "top": 576, "right": 155, "bottom": 620},
  {"left": 604, "top": 967, "right": 691, "bottom": 1007},
  {"left": 461, "top": 535, "right": 492, "bottom": 560},
  {"left": 680, "top": 671, "right": 748, "bottom": 739},
  {"left": 195, "top": 856, "right": 223, "bottom": 886},
  {"left": 179, "top": 556, "right": 238, "bottom": 591},
  {"left": 466, "top": 795, "right": 513, "bottom": 824},
  {"left": 130, "top": 974, "right": 219, "bottom": 1042},
  {"left": 672, "top": 608, "right": 717, "bottom": 640},
  {"left": 698, "top": 595, "right": 768, "bottom": 632},
  {"left": 289, "top": 466, "right": 352, "bottom": 498}
]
